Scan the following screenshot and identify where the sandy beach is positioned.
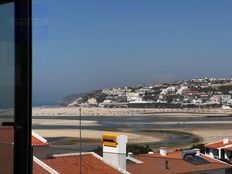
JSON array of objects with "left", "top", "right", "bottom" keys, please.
[
  {"left": 33, "top": 129, "right": 161, "bottom": 145},
  {"left": 187, "top": 127, "right": 232, "bottom": 144},
  {"left": 32, "top": 118, "right": 161, "bottom": 145}
]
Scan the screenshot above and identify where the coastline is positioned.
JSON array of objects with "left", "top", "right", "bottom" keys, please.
[{"left": 32, "top": 107, "right": 232, "bottom": 116}]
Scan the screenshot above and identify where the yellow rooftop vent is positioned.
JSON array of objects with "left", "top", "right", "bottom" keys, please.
[{"left": 102, "top": 133, "right": 118, "bottom": 148}]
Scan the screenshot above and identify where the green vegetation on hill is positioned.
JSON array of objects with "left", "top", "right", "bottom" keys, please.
[
  {"left": 127, "top": 145, "right": 153, "bottom": 155},
  {"left": 217, "top": 85, "right": 232, "bottom": 94},
  {"left": 92, "top": 145, "right": 153, "bottom": 156}
]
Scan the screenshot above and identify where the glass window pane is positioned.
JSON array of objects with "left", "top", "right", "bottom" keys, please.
[
  {"left": 0, "top": 2, "right": 15, "bottom": 174},
  {"left": 0, "top": 2, "right": 14, "bottom": 122}
]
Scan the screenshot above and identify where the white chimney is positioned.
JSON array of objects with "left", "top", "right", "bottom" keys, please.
[
  {"left": 128, "top": 152, "right": 133, "bottom": 157},
  {"left": 223, "top": 137, "right": 229, "bottom": 144},
  {"left": 102, "top": 134, "right": 128, "bottom": 171},
  {"left": 160, "top": 147, "right": 167, "bottom": 156},
  {"left": 194, "top": 149, "right": 200, "bottom": 156}
]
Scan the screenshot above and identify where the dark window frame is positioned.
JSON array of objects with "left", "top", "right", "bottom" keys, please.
[
  {"left": 14, "top": 0, "right": 32, "bottom": 174},
  {"left": 0, "top": 1, "right": 32, "bottom": 172}
]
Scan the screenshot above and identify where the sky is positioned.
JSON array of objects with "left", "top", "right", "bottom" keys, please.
[{"left": 32, "top": 0, "right": 232, "bottom": 105}]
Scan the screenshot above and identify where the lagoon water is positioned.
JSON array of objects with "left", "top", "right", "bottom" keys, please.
[
  {"left": 32, "top": 114, "right": 232, "bottom": 152},
  {"left": 33, "top": 115, "right": 232, "bottom": 130}
]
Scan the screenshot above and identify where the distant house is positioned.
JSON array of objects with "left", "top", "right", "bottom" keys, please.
[
  {"left": 205, "top": 138, "right": 232, "bottom": 163},
  {"left": 210, "top": 95, "right": 221, "bottom": 104},
  {"left": 127, "top": 148, "right": 232, "bottom": 174},
  {"left": 221, "top": 95, "right": 232, "bottom": 105}
]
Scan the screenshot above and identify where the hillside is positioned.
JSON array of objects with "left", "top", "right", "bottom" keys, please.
[{"left": 60, "top": 78, "right": 232, "bottom": 108}]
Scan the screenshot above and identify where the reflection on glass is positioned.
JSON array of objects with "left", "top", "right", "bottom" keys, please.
[
  {"left": 0, "top": 2, "right": 15, "bottom": 174},
  {"left": 0, "top": 2, "right": 14, "bottom": 123}
]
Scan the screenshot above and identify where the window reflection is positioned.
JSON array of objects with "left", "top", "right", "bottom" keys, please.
[{"left": 0, "top": 2, "right": 15, "bottom": 174}]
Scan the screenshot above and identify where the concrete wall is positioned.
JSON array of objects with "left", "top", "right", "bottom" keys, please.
[{"left": 207, "top": 148, "right": 219, "bottom": 158}]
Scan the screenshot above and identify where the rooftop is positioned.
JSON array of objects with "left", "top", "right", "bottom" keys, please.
[
  {"left": 32, "top": 131, "right": 49, "bottom": 146},
  {"left": 33, "top": 153, "right": 123, "bottom": 174},
  {"left": 127, "top": 151, "right": 232, "bottom": 174},
  {"left": 0, "top": 127, "right": 49, "bottom": 146},
  {"left": 225, "top": 146, "right": 232, "bottom": 151},
  {"left": 205, "top": 140, "right": 232, "bottom": 149}
]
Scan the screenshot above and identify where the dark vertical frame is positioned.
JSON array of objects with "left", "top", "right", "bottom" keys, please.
[{"left": 14, "top": 0, "right": 32, "bottom": 173}]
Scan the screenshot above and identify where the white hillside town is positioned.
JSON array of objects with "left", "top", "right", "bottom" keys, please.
[{"left": 65, "top": 77, "right": 232, "bottom": 109}]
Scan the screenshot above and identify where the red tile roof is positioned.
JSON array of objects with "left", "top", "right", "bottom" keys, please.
[
  {"left": 127, "top": 151, "right": 232, "bottom": 174},
  {"left": 225, "top": 146, "right": 232, "bottom": 151},
  {"left": 33, "top": 162, "right": 50, "bottom": 174},
  {"left": 33, "top": 153, "right": 122, "bottom": 174},
  {"left": 31, "top": 136, "right": 49, "bottom": 146},
  {"left": 0, "top": 127, "right": 48, "bottom": 146},
  {"left": 205, "top": 140, "right": 232, "bottom": 149},
  {"left": 31, "top": 131, "right": 49, "bottom": 146}
]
